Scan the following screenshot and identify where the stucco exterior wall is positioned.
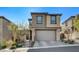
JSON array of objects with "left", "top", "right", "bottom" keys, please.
[
  {"left": 3, "top": 18, "right": 12, "bottom": 40},
  {"left": 0, "top": 18, "right": 3, "bottom": 40}
]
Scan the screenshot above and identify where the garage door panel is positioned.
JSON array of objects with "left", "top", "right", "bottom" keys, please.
[{"left": 36, "top": 30, "right": 55, "bottom": 41}]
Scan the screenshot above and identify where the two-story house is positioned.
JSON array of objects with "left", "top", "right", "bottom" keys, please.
[{"left": 28, "top": 12, "right": 62, "bottom": 46}]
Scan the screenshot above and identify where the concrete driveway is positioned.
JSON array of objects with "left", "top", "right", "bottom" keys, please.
[{"left": 33, "top": 40, "right": 68, "bottom": 47}]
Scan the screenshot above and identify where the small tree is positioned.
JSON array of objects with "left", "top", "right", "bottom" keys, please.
[
  {"left": 73, "top": 19, "right": 79, "bottom": 31},
  {"left": 8, "top": 23, "right": 18, "bottom": 42}
]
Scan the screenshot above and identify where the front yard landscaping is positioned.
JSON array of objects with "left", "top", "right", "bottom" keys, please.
[{"left": 0, "top": 39, "right": 24, "bottom": 50}]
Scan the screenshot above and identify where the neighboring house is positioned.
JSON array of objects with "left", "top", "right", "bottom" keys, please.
[
  {"left": 62, "top": 16, "right": 75, "bottom": 32},
  {"left": 0, "top": 16, "right": 13, "bottom": 40},
  {"left": 62, "top": 14, "right": 79, "bottom": 41},
  {"left": 28, "top": 12, "right": 62, "bottom": 43}
]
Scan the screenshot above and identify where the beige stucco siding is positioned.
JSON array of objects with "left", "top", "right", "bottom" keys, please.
[
  {"left": 46, "top": 15, "right": 60, "bottom": 27},
  {"left": 0, "top": 18, "right": 3, "bottom": 40},
  {"left": 57, "top": 16, "right": 60, "bottom": 25},
  {"left": 3, "top": 19, "right": 12, "bottom": 40}
]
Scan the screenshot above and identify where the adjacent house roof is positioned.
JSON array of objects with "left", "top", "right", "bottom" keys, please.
[
  {"left": 0, "top": 16, "right": 11, "bottom": 23},
  {"left": 0, "top": 16, "right": 17, "bottom": 27},
  {"left": 62, "top": 16, "right": 75, "bottom": 24},
  {"left": 28, "top": 19, "right": 32, "bottom": 21}
]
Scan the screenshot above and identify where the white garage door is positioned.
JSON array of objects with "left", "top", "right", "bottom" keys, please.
[{"left": 36, "top": 30, "right": 56, "bottom": 41}]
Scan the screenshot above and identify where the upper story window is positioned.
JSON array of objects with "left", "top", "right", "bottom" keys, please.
[
  {"left": 50, "top": 16, "right": 56, "bottom": 24},
  {"left": 36, "top": 16, "right": 43, "bottom": 24}
]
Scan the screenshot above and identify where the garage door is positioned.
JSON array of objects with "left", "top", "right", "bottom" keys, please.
[{"left": 36, "top": 30, "right": 56, "bottom": 41}]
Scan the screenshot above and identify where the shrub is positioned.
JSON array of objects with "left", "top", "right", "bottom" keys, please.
[
  {"left": 1, "top": 45, "right": 6, "bottom": 49},
  {"left": 68, "top": 40, "right": 74, "bottom": 44},
  {"left": 64, "top": 40, "right": 68, "bottom": 43},
  {"left": 0, "top": 40, "right": 7, "bottom": 49},
  {"left": 10, "top": 43, "right": 16, "bottom": 49},
  {"left": 64, "top": 40, "right": 74, "bottom": 44},
  {"left": 16, "top": 43, "right": 23, "bottom": 48},
  {"left": 60, "top": 33, "right": 65, "bottom": 42},
  {"left": 6, "top": 40, "right": 13, "bottom": 48}
]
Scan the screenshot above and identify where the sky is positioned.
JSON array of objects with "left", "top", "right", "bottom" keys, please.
[{"left": 0, "top": 7, "right": 79, "bottom": 26}]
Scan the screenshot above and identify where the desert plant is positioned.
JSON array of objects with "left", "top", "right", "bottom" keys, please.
[
  {"left": 68, "top": 40, "right": 74, "bottom": 44},
  {"left": 64, "top": 40, "right": 68, "bottom": 43},
  {"left": 60, "top": 33, "right": 65, "bottom": 42},
  {"left": 6, "top": 40, "right": 14, "bottom": 48},
  {"left": 16, "top": 43, "right": 23, "bottom": 48},
  {"left": 73, "top": 19, "right": 79, "bottom": 31},
  {"left": 64, "top": 40, "right": 74, "bottom": 44},
  {"left": 0, "top": 40, "right": 7, "bottom": 49},
  {"left": 8, "top": 23, "right": 18, "bottom": 42},
  {"left": 10, "top": 42, "right": 16, "bottom": 49}
]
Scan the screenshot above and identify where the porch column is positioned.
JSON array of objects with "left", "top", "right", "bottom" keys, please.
[
  {"left": 32, "top": 28, "right": 35, "bottom": 42},
  {"left": 56, "top": 29, "right": 60, "bottom": 41}
]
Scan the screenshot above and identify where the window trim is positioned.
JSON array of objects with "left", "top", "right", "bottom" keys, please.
[
  {"left": 36, "top": 16, "right": 43, "bottom": 24},
  {"left": 50, "top": 16, "right": 56, "bottom": 24}
]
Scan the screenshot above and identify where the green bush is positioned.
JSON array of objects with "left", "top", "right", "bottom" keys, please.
[
  {"left": 60, "top": 33, "right": 65, "bottom": 42},
  {"left": 64, "top": 40, "right": 68, "bottom": 43},
  {"left": 1, "top": 45, "right": 6, "bottom": 49},
  {"left": 64, "top": 40, "right": 74, "bottom": 44},
  {"left": 0, "top": 40, "right": 7, "bottom": 49},
  {"left": 10, "top": 42, "right": 23, "bottom": 49},
  {"left": 68, "top": 40, "right": 74, "bottom": 44},
  {"left": 10, "top": 43, "right": 16, "bottom": 49},
  {"left": 16, "top": 43, "right": 23, "bottom": 48}
]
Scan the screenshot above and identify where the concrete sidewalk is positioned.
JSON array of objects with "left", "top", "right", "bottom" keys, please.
[
  {"left": 0, "top": 48, "right": 12, "bottom": 52},
  {"left": 0, "top": 48, "right": 29, "bottom": 52}
]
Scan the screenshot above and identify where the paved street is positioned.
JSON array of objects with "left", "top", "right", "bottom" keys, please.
[{"left": 28, "top": 44, "right": 79, "bottom": 52}]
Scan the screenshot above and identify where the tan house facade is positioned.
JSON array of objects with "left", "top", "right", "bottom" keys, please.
[
  {"left": 29, "top": 12, "right": 62, "bottom": 43},
  {"left": 0, "top": 16, "right": 13, "bottom": 40}
]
